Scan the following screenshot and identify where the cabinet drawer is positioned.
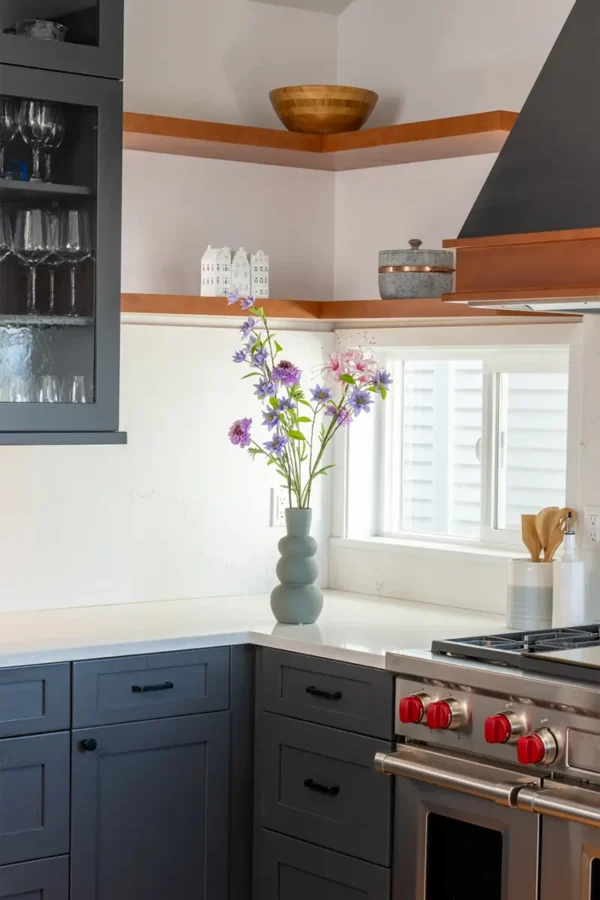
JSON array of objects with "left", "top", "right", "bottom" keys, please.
[
  {"left": 0, "top": 856, "right": 68, "bottom": 900},
  {"left": 0, "top": 664, "right": 69, "bottom": 737},
  {"left": 254, "top": 829, "right": 390, "bottom": 900},
  {"left": 257, "top": 649, "right": 393, "bottom": 738},
  {"left": 256, "top": 713, "right": 393, "bottom": 866},
  {"left": 0, "top": 733, "right": 69, "bottom": 865},
  {"left": 73, "top": 648, "right": 230, "bottom": 726}
]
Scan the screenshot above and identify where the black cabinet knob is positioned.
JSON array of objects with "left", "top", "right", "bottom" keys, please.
[{"left": 80, "top": 738, "right": 97, "bottom": 752}]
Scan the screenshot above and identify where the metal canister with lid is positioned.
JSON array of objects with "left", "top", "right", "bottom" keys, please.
[{"left": 378, "top": 239, "right": 455, "bottom": 299}]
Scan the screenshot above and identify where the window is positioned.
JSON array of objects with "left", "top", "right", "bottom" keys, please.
[{"left": 345, "top": 346, "right": 570, "bottom": 548}]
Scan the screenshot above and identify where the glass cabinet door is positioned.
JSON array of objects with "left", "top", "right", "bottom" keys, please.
[
  {"left": 0, "top": 63, "right": 122, "bottom": 438},
  {"left": 0, "top": 1, "right": 123, "bottom": 79}
]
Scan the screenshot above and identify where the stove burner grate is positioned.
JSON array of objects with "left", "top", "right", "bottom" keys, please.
[{"left": 432, "top": 625, "right": 600, "bottom": 666}]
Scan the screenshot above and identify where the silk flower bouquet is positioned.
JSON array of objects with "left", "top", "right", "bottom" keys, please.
[{"left": 226, "top": 291, "right": 392, "bottom": 624}]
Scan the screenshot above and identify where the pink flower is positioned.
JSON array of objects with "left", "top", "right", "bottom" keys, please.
[
  {"left": 228, "top": 418, "right": 252, "bottom": 448},
  {"left": 322, "top": 352, "right": 345, "bottom": 382},
  {"left": 322, "top": 349, "right": 377, "bottom": 384}
]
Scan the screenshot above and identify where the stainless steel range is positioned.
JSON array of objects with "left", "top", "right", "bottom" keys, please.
[{"left": 376, "top": 626, "right": 600, "bottom": 900}]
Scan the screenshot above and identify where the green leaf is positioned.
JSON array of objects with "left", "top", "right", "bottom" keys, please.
[
  {"left": 248, "top": 447, "right": 263, "bottom": 458},
  {"left": 267, "top": 458, "right": 276, "bottom": 466},
  {"left": 339, "top": 374, "right": 356, "bottom": 385},
  {"left": 269, "top": 397, "right": 279, "bottom": 409},
  {"left": 241, "top": 372, "right": 256, "bottom": 380},
  {"left": 319, "top": 424, "right": 327, "bottom": 441},
  {"left": 289, "top": 385, "right": 304, "bottom": 400},
  {"left": 298, "top": 398, "right": 313, "bottom": 409},
  {"left": 287, "top": 430, "right": 306, "bottom": 441},
  {"left": 380, "top": 387, "right": 387, "bottom": 400},
  {"left": 313, "top": 465, "right": 335, "bottom": 477},
  {"left": 274, "top": 341, "right": 283, "bottom": 354},
  {"left": 297, "top": 416, "right": 311, "bottom": 423}
]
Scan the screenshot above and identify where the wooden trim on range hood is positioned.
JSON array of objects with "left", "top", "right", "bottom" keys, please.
[{"left": 442, "top": 228, "right": 600, "bottom": 307}]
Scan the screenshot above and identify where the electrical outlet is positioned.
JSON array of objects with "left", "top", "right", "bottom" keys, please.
[
  {"left": 584, "top": 506, "right": 600, "bottom": 549},
  {"left": 270, "top": 486, "right": 287, "bottom": 528}
]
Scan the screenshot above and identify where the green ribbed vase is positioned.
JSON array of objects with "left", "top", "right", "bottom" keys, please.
[{"left": 270, "top": 508, "right": 323, "bottom": 625}]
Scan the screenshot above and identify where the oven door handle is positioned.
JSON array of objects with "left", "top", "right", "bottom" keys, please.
[
  {"left": 517, "top": 784, "right": 600, "bottom": 828},
  {"left": 375, "top": 746, "right": 538, "bottom": 808}
]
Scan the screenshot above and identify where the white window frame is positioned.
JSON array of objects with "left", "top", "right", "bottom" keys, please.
[{"left": 332, "top": 322, "right": 583, "bottom": 555}]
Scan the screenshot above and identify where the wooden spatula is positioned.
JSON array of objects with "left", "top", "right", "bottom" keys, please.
[
  {"left": 536, "top": 506, "right": 559, "bottom": 561},
  {"left": 521, "top": 514, "right": 542, "bottom": 561}
]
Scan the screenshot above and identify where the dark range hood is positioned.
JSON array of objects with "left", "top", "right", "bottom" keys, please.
[{"left": 444, "top": 0, "right": 600, "bottom": 313}]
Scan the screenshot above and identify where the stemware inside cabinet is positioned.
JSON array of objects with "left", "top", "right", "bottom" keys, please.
[
  {"left": 0, "top": 0, "right": 122, "bottom": 79},
  {"left": 0, "top": 64, "right": 122, "bottom": 441}
]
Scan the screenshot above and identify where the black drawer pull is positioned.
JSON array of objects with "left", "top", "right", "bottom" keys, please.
[
  {"left": 131, "top": 681, "right": 174, "bottom": 694},
  {"left": 305, "top": 685, "right": 342, "bottom": 701},
  {"left": 80, "top": 738, "right": 97, "bottom": 752},
  {"left": 304, "top": 778, "right": 340, "bottom": 797}
]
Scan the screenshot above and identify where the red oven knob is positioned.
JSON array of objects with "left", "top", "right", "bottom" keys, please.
[
  {"left": 485, "top": 714, "right": 512, "bottom": 744},
  {"left": 399, "top": 695, "right": 426, "bottom": 725},
  {"left": 517, "top": 730, "right": 558, "bottom": 766},
  {"left": 427, "top": 700, "right": 453, "bottom": 730}
]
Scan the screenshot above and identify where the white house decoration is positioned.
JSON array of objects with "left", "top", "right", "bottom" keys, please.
[
  {"left": 231, "top": 247, "right": 251, "bottom": 296},
  {"left": 251, "top": 250, "right": 270, "bottom": 299},
  {"left": 201, "top": 245, "right": 231, "bottom": 297}
]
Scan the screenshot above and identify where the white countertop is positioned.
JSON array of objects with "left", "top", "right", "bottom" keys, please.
[{"left": 0, "top": 591, "right": 504, "bottom": 670}]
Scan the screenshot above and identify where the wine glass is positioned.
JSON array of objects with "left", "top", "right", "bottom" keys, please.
[
  {"left": 42, "top": 106, "right": 65, "bottom": 183},
  {"left": 18, "top": 101, "right": 59, "bottom": 183},
  {"left": 0, "top": 98, "right": 18, "bottom": 179},
  {"left": 12, "top": 209, "right": 50, "bottom": 314},
  {"left": 57, "top": 209, "right": 92, "bottom": 316},
  {"left": 45, "top": 210, "right": 62, "bottom": 314},
  {"left": 0, "top": 211, "right": 12, "bottom": 263}
]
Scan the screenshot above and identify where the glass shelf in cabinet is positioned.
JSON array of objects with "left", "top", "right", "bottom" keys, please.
[{"left": 0, "top": 315, "right": 93, "bottom": 327}]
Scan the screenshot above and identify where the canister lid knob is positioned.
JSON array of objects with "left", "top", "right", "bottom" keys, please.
[{"left": 409, "top": 239, "right": 423, "bottom": 250}]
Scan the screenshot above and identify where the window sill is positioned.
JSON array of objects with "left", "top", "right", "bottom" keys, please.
[{"left": 330, "top": 536, "right": 526, "bottom": 560}]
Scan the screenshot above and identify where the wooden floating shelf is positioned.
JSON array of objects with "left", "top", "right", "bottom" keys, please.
[
  {"left": 121, "top": 294, "right": 573, "bottom": 322},
  {"left": 123, "top": 110, "right": 518, "bottom": 171}
]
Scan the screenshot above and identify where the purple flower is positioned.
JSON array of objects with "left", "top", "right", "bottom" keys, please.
[
  {"left": 310, "top": 384, "right": 332, "bottom": 403},
  {"left": 252, "top": 348, "right": 268, "bottom": 367},
  {"left": 277, "top": 397, "right": 294, "bottom": 412},
  {"left": 254, "top": 379, "right": 276, "bottom": 400},
  {"left": 245, "top": 336, "right": 259, "bottom": 352},
  {"left": 325, "top": 405, "right": 352, "bottom": 426},
  {"left": 264, "top": 434, "right": 288, "bottom": 457},
  {"left": 233, "top": 349, "right": 247, "bottom": 363},
  {"left": 240, "top": 317, "right": 258, "bottom": 339},
  {"left": 372, "top": 370, "right": 393, "bottom": 393},
  {"left": 227, "top": 289, "right": 240, "bottom": 306},
  {"left": 228, "top": 418, "right": 252, "bottom": 448},
  {"left": 241, "top": 295, "right": 255, "bottom": 310},
  {"left": 348, "top": 388, "right": 373, "bottom": 416},
  {"left": 262, "top": 409, "right": 281, "bottom": 431},
  {"left": 272, "top": 360, "right": 301, "bottom": 387}
]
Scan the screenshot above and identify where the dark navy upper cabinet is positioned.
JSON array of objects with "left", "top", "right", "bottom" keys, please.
[
  {"left": 0, "top": 63, "right": 123, "bottom": 442},
  {"left": 0, "top": 1, "right": 124, "bottom": 79}
]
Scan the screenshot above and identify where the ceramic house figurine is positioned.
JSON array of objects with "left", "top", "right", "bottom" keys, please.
[
  {"left": 201, "top": 245, "right": 231, "bottom": 297},
  {"left": 251, "top": 250, "right": 270, "bottom": 298},
  {"left": 231, "top": 247, "right": 251, "bottom": 296}
]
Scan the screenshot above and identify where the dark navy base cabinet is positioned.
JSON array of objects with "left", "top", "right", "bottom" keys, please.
[
  {"left": 0, "top": 856, "right": 69, "bottom": 900},
  {"left": 71, "top": 712, "right": 231, "bottom": 900}
]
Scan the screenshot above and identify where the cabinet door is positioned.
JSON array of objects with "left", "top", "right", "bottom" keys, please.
[
  {"left": 71, "top": 713, "right": 230, "bottom": 900},
  {"left": 0, "top": 857, "right": 69, "bottom": 900},
  {"left": 0, "top": 64, "right": 122, "bottom": 442},
  {"left": 254, "top": 829, "right": 390, "bottom": 900},
  {"left": 0, "top": 1, "right": 123, "bottom": 79}
]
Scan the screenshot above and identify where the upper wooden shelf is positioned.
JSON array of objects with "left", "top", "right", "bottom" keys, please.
[
  {"left": 123, "top": 110, "right": 518, "bottom": 172},
  {"left": 121, "top": 294, "right": 572, "bottom": 322}
]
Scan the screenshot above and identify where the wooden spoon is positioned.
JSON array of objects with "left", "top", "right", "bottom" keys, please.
[
  {"left": 521, "top": 514, "right": 542, "bottom": 561},
  {"left": 536, "top": 506, "right": 559, "bottom": 561}
]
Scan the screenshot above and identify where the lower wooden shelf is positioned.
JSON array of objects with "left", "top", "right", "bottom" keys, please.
[{"left": 121, "top": 294, "right": 574, "bottom": 322}]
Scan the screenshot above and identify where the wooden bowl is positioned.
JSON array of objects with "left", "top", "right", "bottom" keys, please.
[{"left": 269, "top": 85, "right": 379, "bottom": 135}]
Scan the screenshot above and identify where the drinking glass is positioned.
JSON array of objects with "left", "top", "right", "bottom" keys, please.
[
  {"left": 35, "top": 375, "right": 60, "bottom": 403},
  {"left": 45, "top": 210, "right": 62, "bottom": 314},
  {"left": 42, "top": 106, "right": 65, "bottom": 183},
  {"left": 0, "top": 98, "right": 18, "bottom": 179},
  {"left": 57, "top": 210, "right": 92, "bottom": 316},
  {"left": 12, "top": 209, "right": 50, "bottom": 314},
  {"left": 8, "top": 376, "right": 35, "bottom": 403},
  {"left": 18, "top": 101, "right": 59, "bottom": 183},
  {"left": 0, "top": 211, "right": 12, "bottom": 263},
  {"left": 61, "top": 375, "right": 91, "bottom": 404}
]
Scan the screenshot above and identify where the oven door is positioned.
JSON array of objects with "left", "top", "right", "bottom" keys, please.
[
  {"left": 376, "top": 745, "right": 540, "bottom": 900},
  {"left": 518, "top": 782, "right": 600, "bottom": 899}
]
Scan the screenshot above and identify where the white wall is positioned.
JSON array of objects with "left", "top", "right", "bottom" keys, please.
[
  {"left": 334, "top": 153, "right": 497, "bottom": 299},
  {"left": 122, "top": 151, "right": 335, "bottom": 300},
  {"left": 0, "top": 324, "right": 332, "bottom": 613},
  {"left": 338, "top": 0, "right": 574, "bottom": 126},
  {"left": 124, "top": 0, "right": 338, "bottom": 126}
]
